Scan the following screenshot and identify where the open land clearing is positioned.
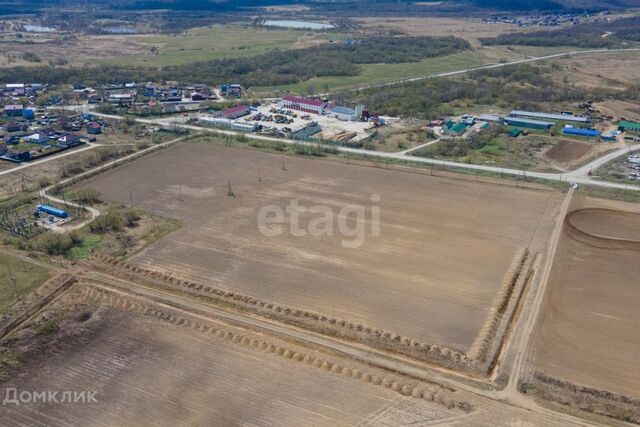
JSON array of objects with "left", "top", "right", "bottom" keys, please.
[
  {"left": 531, "top": 198, "right": 640, "bottom": 401},
  {"left": 353, "top": 17, "right": 527, "bottom": 46},
  {"left": 0, "top": 282, "right": 463, "bottom": 426},
  {"left": 0, "top": 277, "right": 600, "bottom": 426},
  {"left": 0, "top": 24, "right": 343, "bottom": 68},
  {"left": 550, "top": 52, "right": 640, "bottom": 90},
  {"left": 81, "top": 142, "right": 562, "bottom": 354}
]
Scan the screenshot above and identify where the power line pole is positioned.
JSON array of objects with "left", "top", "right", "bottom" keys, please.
[{"left": 227, "top": 180, "right": 235, "bottom": 197}]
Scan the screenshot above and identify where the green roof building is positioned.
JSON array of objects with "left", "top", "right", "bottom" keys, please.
[
  {"left": 443, "top": 121, "right": 468, "bottom": 136},
  {"left": 618, "top": 121, "right": 640, "bottom": 133}
]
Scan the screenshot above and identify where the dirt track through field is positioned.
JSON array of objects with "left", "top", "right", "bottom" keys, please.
[{"left": 84, "top": 143, "right": 560, "bottom": 353}]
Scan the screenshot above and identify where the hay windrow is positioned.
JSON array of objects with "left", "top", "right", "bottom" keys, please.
[
  {"left": 89, "top": 253, "right": 474, "bottom": 371},
  {"left": 75, "top": 283, "right": 472, "bottom": 412}
]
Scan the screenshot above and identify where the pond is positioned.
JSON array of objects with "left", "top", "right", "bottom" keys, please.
[
  {"left": 23, "top": 24, "right": 56, "bottom": 33},
  {"left": 262, "top": 20, "right": 334, "bottom": 30},
  {"left": 102, "top": 26, "right": 138, "bottom": 34}
]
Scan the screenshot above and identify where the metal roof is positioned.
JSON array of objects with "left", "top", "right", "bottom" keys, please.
[
  {"left": 330, "top": 106, "right": 355, "bottom": 115},
  {"left": 510, "top": 110, "right": 588, "bottom": 123},
  {"left": 619, "top": 121, "right": 640, "bottom": 131},
  {"left": 282, "top": 95, "right": 326, "bottom": 107},
  {"left": 504, "top": 117, "right": 554, "bottom": 127}
]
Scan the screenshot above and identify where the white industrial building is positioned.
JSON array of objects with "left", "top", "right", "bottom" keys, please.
[{"left": 197, "top": 116, "right": 258, "bottom": 132}]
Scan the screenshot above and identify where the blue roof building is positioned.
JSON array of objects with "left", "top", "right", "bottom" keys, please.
[{"left": 563, "top": 126, "right": 600, "bottom": 138}]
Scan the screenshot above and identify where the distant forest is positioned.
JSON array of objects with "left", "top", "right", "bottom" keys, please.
[
  {"left": 0, "top": 0, "right": 635, "bottom": 16},
  {"left": 481, "top": 16, "right": 640, "bottom": 48},
  {"left": 0, "top": 36, "right": 470, "bottom": 87}
]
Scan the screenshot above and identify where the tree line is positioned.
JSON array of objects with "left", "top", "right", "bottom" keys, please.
[
  {"left": 0, "top": 36, "right": 469, "bottom": 88},
  {"left": 339, "top": 64, "right": 620, "bottom": 118}
]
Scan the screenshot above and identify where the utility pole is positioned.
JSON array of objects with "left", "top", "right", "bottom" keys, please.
[
  {"left": 258, "top": 167, "right": 262, "bottom": 182},
  {"left": 129, "top": 189, "right": 134, "bottom": 206},
  {"left": 227, "top": 180, "right": 235, "bottom": 197},
  {"left": 281, "top": 158, "right": 286, "bottom": 171}
]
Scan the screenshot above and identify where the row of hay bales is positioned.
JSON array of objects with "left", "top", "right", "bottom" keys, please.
[
  {"left": 467, "top": 248, "right": 529, "bottom": 367},
  {"left": 90, "top": 253, "right": 474, "bottom": 372},
  {"left": 77, "top": 284, "right": 472, "bottom": 412},
  {"left": 522, "top": 372, "right": 640, "bottom": 424}
]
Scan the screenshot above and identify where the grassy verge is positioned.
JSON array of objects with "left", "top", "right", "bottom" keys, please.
[{"left": 0, "top": 253, "right": 50, "bottom": 314}]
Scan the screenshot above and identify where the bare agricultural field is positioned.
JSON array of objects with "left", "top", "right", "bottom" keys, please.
[
  {"left": 531, "top": 197, "right": 640, "bottom": 400},
  {"left": 82, "top": 142, "right": 560, "bottom": 354},
  {"left": 0, "top": 283, "right": 461, "bottom": 425}
]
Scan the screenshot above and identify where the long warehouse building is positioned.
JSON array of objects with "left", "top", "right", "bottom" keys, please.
[
  {"left": 510, "top": 110, "right": 588, "bottom": 123},
  {"left": 504, "top": 117, "right": 554, "bottom": 130}
]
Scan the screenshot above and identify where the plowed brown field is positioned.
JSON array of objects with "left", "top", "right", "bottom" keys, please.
[
  {"left": 83, "top": 143, "right": 560, "bottom": 353},
  {"left": 532, "top": 200, "right": 640, "bottom": 398}
]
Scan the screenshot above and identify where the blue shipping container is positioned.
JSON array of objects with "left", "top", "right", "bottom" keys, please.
[
  {"left": 563, "top": 127, "right": 600, "bottom": 138},
  {"left": 37, "top": 204, "right": 69, "bottom": 219}
]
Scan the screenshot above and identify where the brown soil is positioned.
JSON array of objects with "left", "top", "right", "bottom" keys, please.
[
  {"left": 532, "top": 198, "right": 640, "bottom": 399},
  {"left": 81, "top": 142, "right": 559, "bottom": 353},
  {"left": 0, "top": 284, "right": 462, "bottom": 425},
  {"left": 544, "top": 139, "right": 592, "bottom": 165},
  {"left": 595, "top": 100, "right": 640, "bottom": 123}
]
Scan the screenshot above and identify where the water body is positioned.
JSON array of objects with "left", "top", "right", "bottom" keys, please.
[
  {"left": 103, "top": 26, "right": 138, "bottom": 34},
  {"left": 263, "top": 20, "right": 334, "bottom": 30},
  {"left": 23, "top": 24, "right": 55, "bottom": 33}
]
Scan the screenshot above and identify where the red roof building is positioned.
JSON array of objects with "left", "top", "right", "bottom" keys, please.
[
  {"left": 220, "top": 105, "right": 250, "bottom": 119},
  {"left": 279, "top": 95, "right": 327, "bottom": 115}
]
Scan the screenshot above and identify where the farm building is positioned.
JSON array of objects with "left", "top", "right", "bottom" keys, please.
[
  {"left": 58, "top": 134, "right": 82, "bottom": 147},
  {"left": 197, "top": 116, "right": 257, "bottom": 132},
  {"left": 4, "top": 105, "right": 23, "bottom": 117},
  {"left": 108, "top": 93, "right": 134, "bottom": 105},
  {"left": 504, "top": 117, "right": 553, "bottom": 130},
  {"left": 22, "top": 109, "right": 35, "bottom": 120},
  {"left": 3, "top": 122, "right": 22, "bottom": 132},
  {"left": 191, "top": 88, "right": 212, "bottom": 101},
  {"left": 562, "top": 126, "right": 600, "bottom": 138},
  {"left": 442, "top": 121, "right": 468, "bottom": 136},
  {"left": 279, "top": 95, "right": 327, "bottom": 115},
  {"left": 26, "top": 132, "right": 50, "bottom": 144},
  {"left": 510, "top": 110, "right": 588, "bottom": 123},
  {"left": 86, "top": 122, "right": 102, "bottom": 135},
  {"left": 507, "top": 128, "right": 521, "bottom": 138},
  {"left": 478, "top": 114, "right": 501, "bottom": 122},
  {"left": 327, "top": 105, "right": 363, "bottom": 121},
  {"left": 220, "top": 105, "right": 250, "bottom": 119},
  {"left": 618, "top": 121, "right": 640, "bottom": 133},
  {"left": 220, "top": 84, "right": 242, "bottom": 98}
]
